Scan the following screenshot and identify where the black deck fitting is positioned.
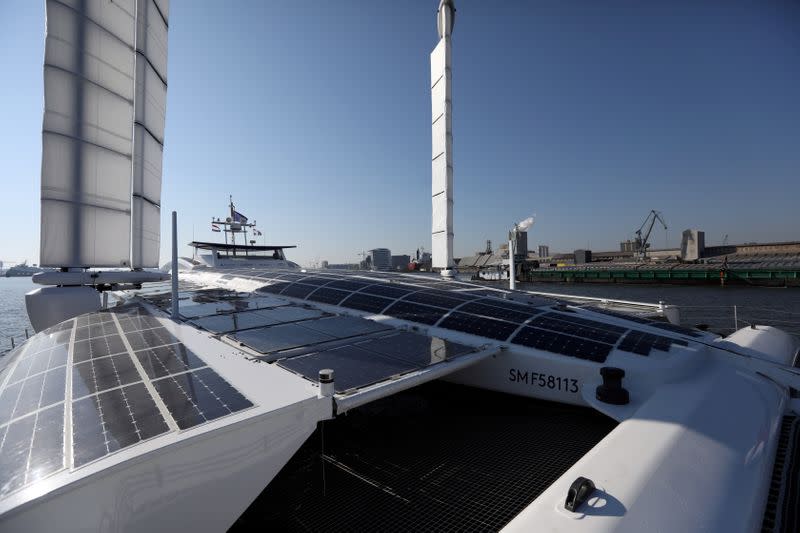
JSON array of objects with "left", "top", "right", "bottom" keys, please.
[
  {"left": 596, "top": 366, "right": 630, "bottom": 405},
  {"left": 565, "top": 476, "right": 596, "bottom": 512}
]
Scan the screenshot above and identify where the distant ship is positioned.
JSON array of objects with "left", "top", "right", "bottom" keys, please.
[{"left": 3, "top": 261, "right": 53, "bottom": 278}]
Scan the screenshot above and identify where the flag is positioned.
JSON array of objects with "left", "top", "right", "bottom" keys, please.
[
  {"left": 211, "top": 223, "right": 221, "bottom": 232},
  {"left": 232, "top": 210, "right": 248, "bottom": 224},
  {"left": 253, "top": 229, "right": 262, "bottom": 236}
]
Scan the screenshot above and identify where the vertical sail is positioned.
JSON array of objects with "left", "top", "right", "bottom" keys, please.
[
  {"left": 131, "top": 0, "right": 169, "bottom": 268},
  {"left": 41, "top": 0, "right": 169, "bottom": 269},
  {"left": 431, "top": 1, "right": 455, "bottom": 270},
  {"left": 41, "top": 0, "right": 137, "bottom": 267}
]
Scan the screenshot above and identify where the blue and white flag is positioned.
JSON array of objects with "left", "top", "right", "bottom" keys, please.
[
  {"left": 232, "top": 210, "right": 248, "bottom": 224},
  {"left": 211, "top": 222, "right": 221, "bottom": 232}
]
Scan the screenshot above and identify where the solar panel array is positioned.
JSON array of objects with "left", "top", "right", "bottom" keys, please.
[
  {"left": 0, "top": 305, "right": 254, "bottom": 498},
  {"left": 162, "top": 268, "right": 702, "bottom": 368}
]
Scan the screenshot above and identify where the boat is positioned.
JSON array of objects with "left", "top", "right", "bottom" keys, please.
[
  {"left": 2, "top": 1, "right": 800, "bottom": 531},
  {"left": 3, "top": 262, "right": 52, "bottom": 278}
]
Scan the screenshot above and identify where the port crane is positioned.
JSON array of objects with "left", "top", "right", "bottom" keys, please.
[{"left": 634, "top": 210, "right": 667, "bottom": 261}]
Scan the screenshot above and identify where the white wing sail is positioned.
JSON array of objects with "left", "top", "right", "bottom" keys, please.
[
  {"left": 40, "top": 0, "right": 169, "bottom": 269},
  {"left": 430, "top": 36, "right": 454, "bottom": 269},
  {"left": 131, "top": 0, "right": 168, "bottom": 268}
]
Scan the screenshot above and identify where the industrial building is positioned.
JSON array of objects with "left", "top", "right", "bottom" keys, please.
[
  {"left": 538, "top": 245, "right": 549, "bottom": 259},
  {"left": 367, "top": 248, "right": 392, "bottom": 271},
  {"left": 391, "top": 254, "right": 411, "bottom": 271}
]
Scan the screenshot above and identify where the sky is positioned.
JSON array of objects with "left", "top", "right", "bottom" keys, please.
[{"left": 0, "top": 0, "right": 798, "bottom": 267}]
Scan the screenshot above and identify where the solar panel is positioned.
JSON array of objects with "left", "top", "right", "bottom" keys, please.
[
  {"left": 72, "top": 382, "right": 170, "bottom": 466},
  {"left": 458, "top": 300, "right": 540, "bottom": 324},
  {"left": 257, "top": 306, "right": 325, "bottom": 323},
  {"left": 479, "top": 298, "right": 543, "bottom": 314},
  {"left": 232, "top": 323, "right": 335, "bottom": 354},
  {"left": 179, "top": 301, "right": 237, "bottom": 319},
  {"left": 356, "top": 332, "right": 474, "bottom": 365},
  {"left": 307, "top": 287, "right": 352, "bottom": 306},
  {"left": 72, "top": 335, "right": 127, "bottom": 363},
  {"left": 151, "top": 367, "right": 253, "bottom": 430},
  {"left": 300, "top": 316, "right": 391, "bottom": 338},
  {"left": 543, "top": 312, "right": 628, "bottom": 334},
  {"left": 383, "top": 300, "right": 449, "bottom": 326},
  {"left": 528, "top": 315, "right": 624, "bottom": 345},
  {"left": 75, "top": 321, "right": 118, "bottom": 340},
  {"left": 124, "top": 327, "right": 179, "bottom": 351},
  {"left": 360, "top": 284, "right": 414, "bottom": 299},
  {"left": 117, "top": 314, "right": 164, "bottom": 333},
  {"left": 258, "top": 281, "right": 293, "bottom": 294},
  {"left": 296, "top": 277, "right": 334, "bottom": 286},
  {"left": 281, "top": 283, "right": 319, "bottom": 299},
  {"left": 403, "top": 291, "right": 468, "bottom": 310},
  {"left": 190, "top": 310, "right": 280, "bottom": 334},
  {"left": 72, "top": 353, "right": 142, "bottom": 398},
  {"left": 0, "top": 403, "right": 64, "bottom": 497},
  {"left": 584, "top": 306, "right": 653, "bottom": 324},
  {"left": 438, "top": 312, "right": 519, "bottom": 341},
  {"left": 510, "top": 327, "right": 611, "bottom": 362},
  {"left": 649, "top": 322, "right": 704, "bottom": 338},
  {"left": 135, "top": 343, "right": 207, "bottom": 380},
  {"left": 278, "top": 345, "right": 419, "bottom": 393},
  {"left": 617, "top": 330, "right": 688, "bottom": 356},
  {"left": 339, "top": 293, "right": 393, "bottom": 314},
  {"left": 326, "top": 280, "right": 372, "bottom": 291}
]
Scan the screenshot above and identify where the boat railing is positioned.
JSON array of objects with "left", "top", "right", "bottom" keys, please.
[{"left": 0, "top": 328, "right": 31, "bottom": 355}]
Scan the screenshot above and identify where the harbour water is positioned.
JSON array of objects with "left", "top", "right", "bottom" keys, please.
[{"left": 1, "top": 277, "right": 798, "bottom": 354}]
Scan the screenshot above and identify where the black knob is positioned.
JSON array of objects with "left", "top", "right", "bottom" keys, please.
[{"left": 596, "top": 366, "right": 630, "bottom": 405}]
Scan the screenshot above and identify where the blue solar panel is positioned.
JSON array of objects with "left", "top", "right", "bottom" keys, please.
[
  {"left": 511, "top": 327, "right": 611, "bottom": 362},
  {"left": 383, "top": 300, "right": 449, "bottom": 326},
  {"left": 438, "top": 312, "right": 519, "bottom": 340}
]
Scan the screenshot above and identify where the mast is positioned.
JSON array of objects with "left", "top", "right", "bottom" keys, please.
[{"left": 431, "top": 0, "right": 456, "bottom": 273}]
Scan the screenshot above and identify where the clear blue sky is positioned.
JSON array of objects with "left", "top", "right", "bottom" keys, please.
[{"left": 1, "top": 0, "right": 798, "bottom": 266}]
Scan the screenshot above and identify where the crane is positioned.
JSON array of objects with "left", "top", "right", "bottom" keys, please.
[{"left": 634, "top": 210, "right": 667, "bottom": 261}]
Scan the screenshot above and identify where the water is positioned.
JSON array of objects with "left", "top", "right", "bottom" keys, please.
[{"left": 0, "top": 277, "right": 34, "bottom": 352}]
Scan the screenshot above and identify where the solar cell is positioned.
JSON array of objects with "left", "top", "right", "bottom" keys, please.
[
  {"left": 75, "top": 321, "right": 118, "bottom": 341},
  {"left": 300, "top": 316, "right": 391, "bottom": 338},
  {"left": 584, "top": 306, "right": 653, "bottom": 324},
  {"left": 117, "top": 314, "right": 163, "bottom": 333},
  {"left": 617, "top": 330, "right": 686, "bottom": 356},
  {"left": 307, "top": 287, "right": 352, "bottom": 306},
  {"left": 72, "top": 382, "right": 170, "bottom": 466},
  {"left": 543, "top": 312, "right": 628, "bottom": 334},
  {"left": 258, "top": 281, "right": 293, "bottom": 294},
  {"left": 190, "top": 310, "right": 280, "bottom": 334},
  {"left": 135, "top": 343, "right": 207, "bottom": 380},
  {"left": 72, "top": 334, "right": 127, "bottom": 363},
  {"left": 528, "top": 316, "right": 624, "bottom": 345},
  {"left": 383, "top": 300, "right": 449, "bottom": 326},
  {"left": 438, "top": 312, "right": 519, "bottom": 341},
  {"left": 281, "top": 283, "right": 318, "bottom": 299},
  {"left": 151, "top": 367, "right": 252, "bottom": 430},
  {"left": 326, "top": 280, "right": 372, "bottom": 291},
  {"left": 511, "top": 327, "right": 611, "bottom": 362},
  {"left": 179, "top": 301, "right": 237, "bottom": 319},
  {"left": 458, "top": 300, "right": 539, "bottom": 324},
  {"left": 0, "top": 403, "right": 64, "bottom": 497},
  {"left": 403, "top": 291, "right": 467, "bottom": 310},
  {"left": 124, "top": 327, "right": 179, "bottom": 351},
  {"left": 72, "top": 353, "right": 142, "bottom": 398},
  {"left": 356, "top": 332, "right": 474, "bottom": 365},
  {"left": 232, "top": 323, "right": 335, "bottom": 354},
  {"left": 278, "top": 345, "right": 419, "bottom": 393},
  {"left": 339, "top": 293, "right": 393, "bottom": 314},
  {"left": 296, "top": 277, "right": 333, "bottom": 286},
  {"left": 479, "top": 298, "right": 543, "bottom": 314},
  {"left": 257, "top": 306, "right": 324, "bottom": 323},
  {"left": 360, "top": 284, "right": 414, "bottom": 299}
]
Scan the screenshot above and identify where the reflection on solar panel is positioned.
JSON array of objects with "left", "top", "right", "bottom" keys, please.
[
  {"left": 72, "top": 353, "right": 142, "bottom": 398},
  {"left": 152, "top": 368, "right": 253, "bottom": 430},
  {"left": 617, "top": 330, "right": 688, "bottom": 356},
  {"left": 528, "top": 316, "right": 624, "bottom": 345},
  {"left": 296, "top": 277, "right": 333, "bottom": 286},
  {"left": 384, "top": 300, "right": 449, "bottom": 325},
  {"left": 438, "top": 312, "right": 519, "bottom": 341},
  {"left": 135, "top": 343, "right": 207, "bottom": 379},
  {"left": 72, "top": 335, "right": 127, "bottom": 362},
  {"left": 307, "top": 287, "right": 351, "bottom": 306},
  {"left": 339, "top": 293, "right": 393, "bottom": 314},
  {"left": 300, "top": 316, "right": 390, "bottom": 338},
  {"left": 125, "top": 327, "right": 179, "bottom": 351},
  {"left": 542, "top": 312, "right": 628, "bottom": 335},
  {"left": 279, "top": 346, "right": 418, "bottom": 393},
  {"left": 232, "top": 324, "right": 335, "bottom": 353},
  {"left": 649, "top": 322, "right": 704, "bottom": 338},
  {"left": 457, "top": 300, "right": 540, "bottom": 324},
  {"left": 259, "top": 281, "right": 293, "bottom": 294},
  {"left": 278, "top": 331, "right": 476, "bottom": 393},
  {"left": 511, "top": 327, "right": 611, "bottom": 362},
  {"left": 190, "top": 311, "right": 279, "bottom": 334}
]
